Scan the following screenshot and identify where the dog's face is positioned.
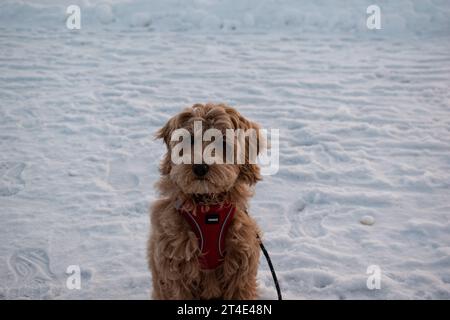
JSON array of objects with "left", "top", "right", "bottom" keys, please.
[{"left": 156, "top": 103, "right": 262, "bottom": 194}]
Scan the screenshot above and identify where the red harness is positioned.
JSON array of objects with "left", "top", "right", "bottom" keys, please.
[{"left": 178, "top": 202, "right": 235, "bottom": 270}]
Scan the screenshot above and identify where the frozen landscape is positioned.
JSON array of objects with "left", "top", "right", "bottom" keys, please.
[{"left": 0, "top": 0, "right": 450, "bottom": 299}]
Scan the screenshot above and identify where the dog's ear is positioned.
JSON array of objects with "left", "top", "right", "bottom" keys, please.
[
  {"left": 156, "top": 108, "right": 194, "bottom": 148},
  {"left": 156, "top": 118, "right": 175, "bottom": 148},
  {"left": 239, "top": 123, "right": 262, "bottom": 186},
  {"left": 156, "top": 108, "right": 194, "bottom": 175},
  {"left": 155, "top": 116, "right": 177, "bottom": 175},
  {"left": 155, "top": 118, "right": 173, "bottom": 175},
  {"left": 223, "top": 105, "right": 264, "bottom": 186},
  {"left": 239, "top": 162, "right": 262, "bottom": 186}
]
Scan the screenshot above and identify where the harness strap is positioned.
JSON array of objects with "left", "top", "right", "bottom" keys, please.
[
  {"left": 177, "top": 200, "right": 282, "bottom": 300},
  {"left": 178, "top": 202, "right": 235, "bottom": 270}
]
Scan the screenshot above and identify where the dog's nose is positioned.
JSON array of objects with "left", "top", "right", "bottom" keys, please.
[{"left": 192, "top": 164, "right": 209, "bottom": 177}]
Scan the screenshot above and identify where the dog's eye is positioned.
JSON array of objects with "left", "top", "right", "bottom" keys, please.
[
  {"left": 223, "top": 137, "right": 231, "bottom": 159},
  {"left": 223, "top": 136, "right": 231, "bottom": 148}
]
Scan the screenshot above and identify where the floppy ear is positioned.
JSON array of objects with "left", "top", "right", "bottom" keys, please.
[
  {"left": 156, "top": 108, "right": 194, "bottom": 147},
  {"left": 155, "top": 117, "right": 176, "bottom": 175},
  {"left": 239, "top": 162, "right": 262, "bottom": 186},
  {"left": 239, "top": 117, "right": 263, "bottom": 186},
  {"left": 223, "top": 105, "right": 263, "bottom": 186},
  {"left": 156, "top": 118, "right": 175, "bottom": 149},
  {"left": 155, "top": 108, "right": 194, "bottom": 175}
]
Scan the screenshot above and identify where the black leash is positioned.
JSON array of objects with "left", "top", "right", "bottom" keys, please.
[
  {"left": 244, "top": 209, "right": 282, "bottom": 300},
  {"left": 258, "top": 235, "right": 283, "bottom": 300}
]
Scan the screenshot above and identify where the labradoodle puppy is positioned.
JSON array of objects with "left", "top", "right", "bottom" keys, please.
[{"left": 148, "top": 103, "right": 263, "bottom": 300}]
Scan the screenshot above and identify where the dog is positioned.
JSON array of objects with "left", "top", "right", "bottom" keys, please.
[{"left": 148, "top": 103, "right": 263, "bottom": 299}]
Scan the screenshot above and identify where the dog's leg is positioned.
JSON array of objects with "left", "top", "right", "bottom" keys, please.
[
  {"left": 220, "top": 211, "right": 261, "bottom": 300},
  {"left": 148, "top": 200, "right": 203, "bottom": 299},
  {"left": 150, "top": 228, "right": 203, "bottom": 299}
]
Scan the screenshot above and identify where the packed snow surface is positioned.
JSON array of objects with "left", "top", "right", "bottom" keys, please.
[{"left": 0, "top": 0, "right": 450, "bottom": 299}]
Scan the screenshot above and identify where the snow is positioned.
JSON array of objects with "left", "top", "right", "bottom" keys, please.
[
  {"left": 1, "top": 0, "right": 450, "bottom": 299},
  {"left": 1, "top": 0, "right": 450, "bottom": 36}
]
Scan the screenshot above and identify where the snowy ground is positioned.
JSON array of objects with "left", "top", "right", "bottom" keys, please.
[{"left": 1, "top": 1, "right": 450, "bottom": 299}]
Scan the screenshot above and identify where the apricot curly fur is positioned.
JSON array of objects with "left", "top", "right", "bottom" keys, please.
[{"left": 148, "top": 103, "right": 263, "bottom": 300}]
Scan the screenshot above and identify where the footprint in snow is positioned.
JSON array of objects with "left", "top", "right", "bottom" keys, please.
[
  {"left": 301, "top": 213, "right": 328, "bottom": 238},
  {"left": 106, "top": 159, "right": 139, "bottom": 190},
  {"left": 0, "top": 162, "right": 26, "bottom": 196},
  {"left": 8, "top": 248, "right": 56, "bottom": 285},
  {"left": 287, "top": 199, "right": 328, "bottom": 238}
]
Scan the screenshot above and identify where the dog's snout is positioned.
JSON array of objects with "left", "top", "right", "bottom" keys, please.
[{"left": 193, "top": 164, "right": 209, "bottom": 177}]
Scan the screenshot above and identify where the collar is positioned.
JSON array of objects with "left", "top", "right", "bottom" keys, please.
[
  {"left": 175, "top": 193, "right": 228, "bottom": 211},
  {"left": 175, "top": 197, "right": 232, "bottom": 216}
]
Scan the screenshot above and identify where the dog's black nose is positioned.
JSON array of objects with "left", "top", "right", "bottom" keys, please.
[{"left": 193, "top": 164, "right": 209, "bottom": 177}]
